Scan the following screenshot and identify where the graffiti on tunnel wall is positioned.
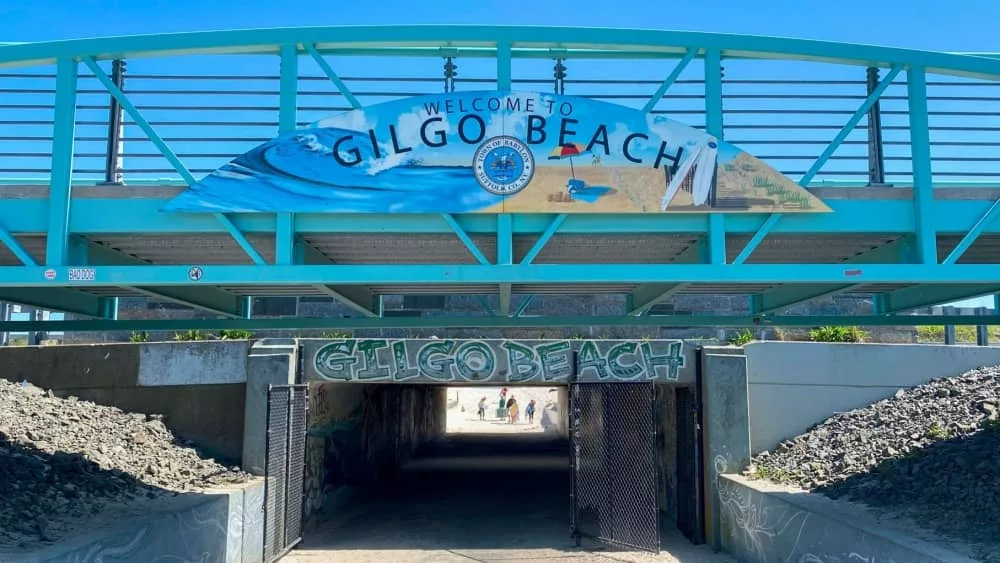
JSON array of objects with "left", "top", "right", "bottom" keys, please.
[{"left": 306, "top": 339, "right": 685, "bottom": 383}]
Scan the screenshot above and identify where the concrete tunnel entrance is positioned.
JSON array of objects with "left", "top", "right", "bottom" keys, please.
[{"left": 296, "top": 381, "right": 704, "bottom": 557}]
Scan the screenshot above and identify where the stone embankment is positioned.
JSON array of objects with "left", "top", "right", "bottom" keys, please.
[
  {"left": 750, "top": 366, "right": 1000, "bottom": 561},
  {"left": 0, "top": 378, "right": 250, "bottom": 549}
]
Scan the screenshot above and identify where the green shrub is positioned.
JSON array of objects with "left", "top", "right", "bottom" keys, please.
[
  {"left": 728, "top": 328, "right": 754, "bottom": 346},
  {"left": 927, "top": 421, "right": 949, "bottom": 440},
  {"left": 218, "top": 329, "right": 254, "bottom": 340},
  {"left": 173, "top": 330, "right": 208, "bottom": 341},
  {"left": 129, "top": 331, "right": 150, "bottom": 343},
  {"left": 320, "top": 331, "right": 352, "bottom": 339},
  {"left": 808, "top": 326, "right": 869, "bottom": 343},
  {"left": 916, "top": 325, "right": 1000, "bottom": 343}
]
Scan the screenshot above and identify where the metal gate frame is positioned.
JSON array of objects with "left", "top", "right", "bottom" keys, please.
[
  {"left": 569, "top": 378, "right": 661, "bottom": 553},
  {"left": 263, "top": 383, "right": 309, "bottom": 562},
  {"left": 675, "top": 345, "right": 706, "bottom": 544}
]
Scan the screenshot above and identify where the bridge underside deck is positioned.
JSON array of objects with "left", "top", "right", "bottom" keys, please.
[{"left": 3, "top": 230, "right": 999, "bottom": 297}]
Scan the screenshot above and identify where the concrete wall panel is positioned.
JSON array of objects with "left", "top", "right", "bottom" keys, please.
[
  {"left": 744, "top": 342, "right": 1000, "bottom": 453},
  {"left": 701, "top": 353, "right": 751, "bottom": 550},
  {"left": 138, "top": 341, "right": 249, "bottom": 386},
  {"left": 1, "top": 342, "right": 248, "bottom": 461},
  {"left": 0, "top": 343, "right": 140, "bottom": 389},
  {"left": 719, "top": 475, "right": 976, "bottom": 563},
  {"left": 68, "top": 384, "right": 245, "bottom": 462},
  {"left": 16, "top": 483, "right": 264, "bottom": 563},
  {"left": 242, "top": 351, "right": 297, "bottom": 475},
  {"left": 240, "top": 480, "right": 266, "bottom": 563}
]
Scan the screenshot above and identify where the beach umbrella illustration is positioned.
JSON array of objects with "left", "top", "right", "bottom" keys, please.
[{"left": 548, "top": 143, "right": 589, "bottom": 178}]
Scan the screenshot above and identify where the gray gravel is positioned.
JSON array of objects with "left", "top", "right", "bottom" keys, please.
[
  {"left": 0, "top": 378, "right": 250, "bottom": 549},
  {"left": 750, "top": 366, "right": 1000, "bottom": 561}
]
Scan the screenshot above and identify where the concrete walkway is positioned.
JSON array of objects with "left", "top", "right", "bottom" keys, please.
[{"left": 285, "top": 435, "right": 732, "bottom": 563}]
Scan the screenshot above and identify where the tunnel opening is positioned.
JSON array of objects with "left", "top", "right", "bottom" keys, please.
[
  {"left": 297, "top": 380, "right": 706, "bottom": 559},
  {"left": 445, "top": 386, "right": 567, "bottom": 434}
]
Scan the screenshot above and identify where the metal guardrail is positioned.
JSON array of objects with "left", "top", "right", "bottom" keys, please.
[{"left": 0, "top": 47, "right": 998, "bottom": 187}]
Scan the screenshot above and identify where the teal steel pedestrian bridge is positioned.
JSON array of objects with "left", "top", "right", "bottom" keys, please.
[{"left": 1, "top": 25, "right": 1000, "bottom": 332}]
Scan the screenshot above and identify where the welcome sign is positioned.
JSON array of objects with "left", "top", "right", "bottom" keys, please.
[{"left": 163, "top": 91, "right": 830, "bottom": 214}]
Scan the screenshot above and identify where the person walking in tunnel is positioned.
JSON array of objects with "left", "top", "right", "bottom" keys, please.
[
  {"left": 477, "top": 396, "right": 487, "bottom": 421},
  {"left": 526, "top": 399, "right": 536, "bottom": 423},
  {"left": 507, "top": 395, "right": 518, "bottom": 424},
  {"left": 498, "top": 388, "right": 508, "bottom": 419}
]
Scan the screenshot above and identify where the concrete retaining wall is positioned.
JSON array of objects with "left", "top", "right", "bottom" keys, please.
[
  {"left": 719, "top": 475, "right": 976, "bottom": 563},
  {"left": 11, "top": 480, "right": 265, "bottom": 563},
  {"left": 744, "top": 342, "right": 1000, "bottom": 454},
  {"left": 0, "top": 342, "right": 249, "bottom": 461},
  {"left": 302, "top": 382, "right": 445, "bottom": 526}
]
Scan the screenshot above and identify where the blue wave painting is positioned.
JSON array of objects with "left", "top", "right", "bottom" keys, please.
[
  {"left": 162, "top": 90, "right": 830, "bottom": 214},
  {"left": 162, "top": 128, "right": 503, "bottom": 213}
]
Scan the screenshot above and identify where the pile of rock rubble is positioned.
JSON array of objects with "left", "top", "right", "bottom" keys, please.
[
  {"left": 0, "top": 378, "right": 250, "bottom": 549},
  {"left": 750, "top": 365, "right": 1000, "bottom": 559}
]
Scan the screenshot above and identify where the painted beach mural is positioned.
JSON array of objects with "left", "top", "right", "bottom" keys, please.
[{"left": 162, "top": 91, "right": 830, "bottom": 214}]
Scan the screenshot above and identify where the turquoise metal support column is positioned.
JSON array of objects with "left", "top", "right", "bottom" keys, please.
[
  {"left": 276, "top": 45, "right": 298, "bottom": 265},
  {"left": 278, "top": 44, "right": 298, "bottom": 134},
  {"left": 497, "top": 213, "right": 513, "bottom": 316},
  {"left": 100, "top": 297, "right": 119, "bottom": 320},
  {"left": 496, "top": 40, "right": 512, "bottom": 90},
  {"left": 46, "top": 57, "right": 79, "bottom": 266},
  {"left": 907, "top": 66, "right": 938, "bottom": 265},
  {"left": 496, "top": 37, "right": 513, "bottom": 315},
  {"left": 704, "top": 49, "right": 726, "bottom": 265}
]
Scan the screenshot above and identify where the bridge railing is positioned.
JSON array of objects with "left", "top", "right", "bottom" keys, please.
[{"left": 0, "top": 28, "right": 999, "bottom": 189}]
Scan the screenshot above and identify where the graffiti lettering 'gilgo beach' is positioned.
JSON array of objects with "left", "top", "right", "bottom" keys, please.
[{"left": 309, "top": 339, "right": 685, "bottom": 384}]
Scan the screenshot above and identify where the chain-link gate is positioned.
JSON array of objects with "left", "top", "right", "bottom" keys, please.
[
  {"left": 570, "top": 382, "right": 660, "bottom": 552},
  {"left": 264, "top": 384, "right": 308, "bottom": 562}
]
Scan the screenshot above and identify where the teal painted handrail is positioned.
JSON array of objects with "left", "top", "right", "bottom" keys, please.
[{"left": 1, "top": 26, "right": 1000, "bottom": 79}]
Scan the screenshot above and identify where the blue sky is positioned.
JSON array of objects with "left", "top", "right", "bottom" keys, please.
[{"left": 1, "top": 1, "right": 998, "bottom": 308}]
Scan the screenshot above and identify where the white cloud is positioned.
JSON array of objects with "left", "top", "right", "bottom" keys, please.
[{"left": 395, "top": 103, "right": 451, "bottom": 149}]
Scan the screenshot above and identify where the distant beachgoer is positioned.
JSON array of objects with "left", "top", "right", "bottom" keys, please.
[
  {"left": 526, "top": 400, "right": 536, "bottom": 423},
  {"left": 477, "top": 397, "right": 487, "bottom": 420},
  {"left": 508, "top": 397, "right": 519, "bottom": 424}
]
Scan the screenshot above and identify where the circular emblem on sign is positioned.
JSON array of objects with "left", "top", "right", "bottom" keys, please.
[
  {"left": 187, "top": 266, "right": 203, "bottom": 282},
  {"left": 472, "top": 136, "right": 534, "bottom": 196},
  {"left": 43, "top": 269, "right": 56, "bottom": 281}
]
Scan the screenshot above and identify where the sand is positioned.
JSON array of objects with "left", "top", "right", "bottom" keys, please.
[{"left": 480, "top": 153, "right": 831, "bottom": 214}]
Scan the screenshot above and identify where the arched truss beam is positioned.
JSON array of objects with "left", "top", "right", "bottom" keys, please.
[{"left": 2, "top": 26, "right": 1000, "bottom": 80}]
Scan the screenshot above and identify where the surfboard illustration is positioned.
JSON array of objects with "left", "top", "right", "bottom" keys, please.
[{"left": 161, "top": 91, "right": 830, "bottom": 215}]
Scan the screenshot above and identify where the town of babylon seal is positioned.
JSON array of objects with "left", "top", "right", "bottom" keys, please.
[{"left": 472, "top": 135, "right": 535, "bottom": 196}]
